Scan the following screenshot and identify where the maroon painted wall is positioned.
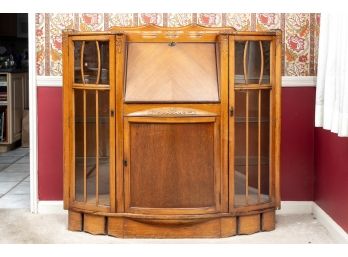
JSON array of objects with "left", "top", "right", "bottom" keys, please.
[
  {"left": 315, "top": 128, "right": 348, "bottom": 232},
  {"left": 281, "top": 87, "right": 315, "bottom": 200},
  {"left": 38, "top": 87, "right": 63, "bottom": 200},
  {"left": 37, "top": 86, "right": 316, "bottom": 201}
]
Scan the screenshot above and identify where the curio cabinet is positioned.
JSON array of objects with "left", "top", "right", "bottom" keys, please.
[{"left": 63, "top": 25, "right": 282, "bottom": 238}]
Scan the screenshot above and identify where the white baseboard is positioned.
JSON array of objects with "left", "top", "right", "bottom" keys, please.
[
  {"left": 276, "top": 201, "right": 313, "bottom": 215},
  {"left": 37, "top": 200, "right": 348, "bottom": 243},
  {"left": 37, "top": 201, "right": 66, "bottom": 214},
  {"left": 312, "top": 202, "right": 348, "bottom": 243}
]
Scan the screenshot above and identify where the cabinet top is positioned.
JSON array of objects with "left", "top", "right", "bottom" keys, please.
[
  {"left": 62, "top": 24, "right": 281, "bottom": 37},
  {"left": 0, "top": 69, "right": 28, "bottom": 74}
]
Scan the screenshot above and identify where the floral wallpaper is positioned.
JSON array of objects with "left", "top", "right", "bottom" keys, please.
[{"left": 36, "top": 13, "right": 320, "bottom": 77}]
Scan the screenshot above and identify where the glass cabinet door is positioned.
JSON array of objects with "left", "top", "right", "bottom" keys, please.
[
  {"left": 71, "top": 37, "right": 114, "bottom": 209},
  {"left": 232, "top": 39, "right": 273, "bottom": 207},
  {"left": 74, "top": 41, "right": 110, "bottom": 85},
  {"left": 235, "top": 40, "right": 271, "bottom": 85},
  {"left": 234, "top": 89, "right": 271, "bottom": 206}
]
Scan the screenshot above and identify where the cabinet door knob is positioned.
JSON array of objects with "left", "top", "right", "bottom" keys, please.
[{"left": 229, "top": 107, "right": 234, "bottom": 117}]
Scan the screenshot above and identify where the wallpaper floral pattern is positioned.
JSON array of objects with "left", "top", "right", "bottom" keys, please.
[{"left": 36, "top": 13, "right": 320, "bottom": 77}]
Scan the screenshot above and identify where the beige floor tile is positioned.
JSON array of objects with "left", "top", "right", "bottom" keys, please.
[
  {"left": 2, "top": 164, "right": 30, "bottom": 173},
  {"left": 0, "top": 182, "right": 18, "bottom": 194},
  {"left": 8, "top": 182, "right": 30, "bottom": 195},
  {"left": 0, "top": 172, "right": 28, "bottom": 182}
]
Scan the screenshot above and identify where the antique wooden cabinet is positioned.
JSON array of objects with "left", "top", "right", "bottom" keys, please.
[{"left": 63, "top": 25, "right": 282, "bottom": 238}]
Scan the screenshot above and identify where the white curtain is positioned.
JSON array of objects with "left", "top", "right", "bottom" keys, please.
[{"left": 315, "top": 14, "right": 348, "bottom": 137}]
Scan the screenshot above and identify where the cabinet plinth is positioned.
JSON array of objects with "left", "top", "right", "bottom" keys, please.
[
  {"left": 63, "top": 25, "right": 282, "bottom": 238},
  {"left": 68, "top": 209, "right": 275, "bottom": 238}
]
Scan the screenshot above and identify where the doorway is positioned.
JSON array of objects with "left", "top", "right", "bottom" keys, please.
[{"left": 0, "top": 13, "right": 29, "bottom": 208}]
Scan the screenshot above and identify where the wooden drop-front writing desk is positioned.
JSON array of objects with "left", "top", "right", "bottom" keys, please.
[{"left": 62, "top": 25, "right": 282, "bottom": 238}]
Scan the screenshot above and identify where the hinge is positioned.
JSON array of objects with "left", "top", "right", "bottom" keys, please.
[
  {"left": 123, "top": 160, "right": 127, "bottom": 167},
  {"left": 110, "top": 110, "right": 115, "bottom": 117},
  {"left": 219, "top": 192, "right": 221, "bottom": 204},
  {"left": 229, "top": 106, "right": 234, "bottom": 117}
]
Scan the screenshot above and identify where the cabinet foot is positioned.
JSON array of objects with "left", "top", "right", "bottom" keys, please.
[{"left": 262, "top": 210, "right": 276, "bottom": 231}]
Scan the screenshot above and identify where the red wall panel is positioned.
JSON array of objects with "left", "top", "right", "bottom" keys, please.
[
  {"left": 281, "top": 87, "right": 315, "bottom": 200},
  {"left": 37, "top": 86, "right": 316, "bottom": 201},
  {"left": 315, "top": 128, "right": 348, "bottom": 232},
  {"left": 38, "top": 87, "right": 63, "bottom": 200}
]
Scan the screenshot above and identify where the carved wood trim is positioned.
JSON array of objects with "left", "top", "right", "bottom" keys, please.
[
  {"left": 116, "top": 37, "right": 122, "bottom": 53},
  {"left": 109, "top": 24, "right": 236, "bottom": 34},
  {"left": 125, "top": 107, "right": 217, "bottom": 117}
]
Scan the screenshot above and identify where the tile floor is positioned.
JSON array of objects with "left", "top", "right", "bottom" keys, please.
[{"left": 0, "top": 147, "right": 30, "bottom": 209}]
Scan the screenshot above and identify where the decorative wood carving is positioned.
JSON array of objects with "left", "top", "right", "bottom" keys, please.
[
  {"left": 109, "top": 24, "right": 237, "bottom": 36},
  {"left": 126, "top": 107, "right": 217, "bottom": 117},
  {"left": 116, "top": 37, "right": 122, "bottom": 53}
]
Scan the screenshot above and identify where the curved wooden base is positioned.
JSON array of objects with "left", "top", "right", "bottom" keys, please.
[{"left": 68, "top": 209, "right": 276, "bottom": 238}]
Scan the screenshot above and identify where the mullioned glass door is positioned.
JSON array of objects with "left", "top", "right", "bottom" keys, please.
[
  {"left": 70, "top": 35, "right": 115, "bottom": 211},
  {"left": 230, "top": 37, "right": 275, "bottom": 209}
]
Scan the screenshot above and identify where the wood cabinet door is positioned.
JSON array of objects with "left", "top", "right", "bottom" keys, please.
[
  {"left": 228, "top": 35, "right": 281, "bottom": 212},
  {"left": 66, "top": 35, "right": 116, "bottom": 212},
  {"left": 123, "top": 111, "right": 221, "bottom": 215}
]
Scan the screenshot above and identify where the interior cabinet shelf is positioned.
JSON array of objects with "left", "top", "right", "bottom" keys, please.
[
  {"left": 75, "top": 116, "right": 109, "bottom": 123},
  {"left": 234, "top": 194, "right": 271, "bottom": 207},
  {"left": 235, "top": 155, "right": 269, "bottom": 165},
  {"left": 63, "top": 25, "right": 281, "bottom": 238},
  {"left": 235, "top": 117, "right": 270, "bottom": 123},
  {"left": 234, "top": 85, "right": 272, "bottom": 90}
]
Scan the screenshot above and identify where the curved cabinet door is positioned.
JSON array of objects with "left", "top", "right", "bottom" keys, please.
[
  {"left": 229, "top": 35, "right": 277, "bottom": 211},
  {"left": 67, "top": 35, "right": 116, "bottom": 212},
  {"left": 123, "top": 110, "right": 221, "bottom": 215}
]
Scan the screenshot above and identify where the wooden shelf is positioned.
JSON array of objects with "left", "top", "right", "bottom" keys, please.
[
  {"left": 235, "top": 116, "right": 269, "bottom": 123},
  {"left": 75, "top": 193, "right": 110, "bottom": 206},
  {"left": 234, "top": 194, "right": 270, "bottom": 207},
  {"left": 234, "top": 84, "right": 272, "bottom": 90},
  {"left": 235, "top": 155, "right": 269, "bottom": 166},
  {"left": 75, "top": 116, "right": 109, "bottom": 123}
]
